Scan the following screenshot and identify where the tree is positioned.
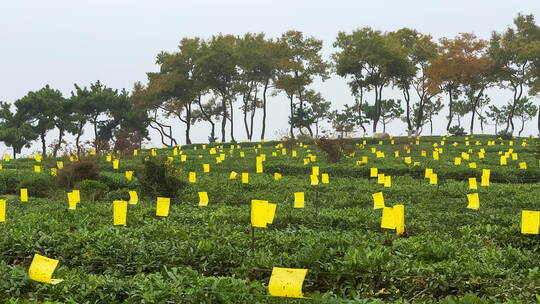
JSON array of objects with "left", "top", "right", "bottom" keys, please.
[
  {"left": 490, "top": 14, "right": 539, "bottom": 134},
  {"left": 513, "top": 97, "right": 538, "bottom": 136},
  {"left": 363, "top": 99, "right": 403, "bottom": 133},
  {"left": 52, "top": 98, "right": 77, "bottom": 157},
  {"left": 409, "top": 98, "right": 444, "bottom": 135},
  {"left": 0, "top": 102, "right": 38, "bottom": 158},
  {"left": 14, "top": 85, "right": 64, "bottom": 156},
  {"left": 486, "top": 104, "right": 510, "bottom": 134},
  {"left": 333, "top": 27, "right": 411, "bottom": 134},
  {"left": 329, "top": 106, "right": 357, "bottom": 137},
  {"left": 391, "top": 28, "right": 438, "bottom": 135},
  {"left": 275, "top": 30, "right": 329, "bottom": 138},
  {"left": 289, "top": 89, "right": 331, "bottom": 137},
  {"left": 451, "top": 100, "right": 471, "bottom": 128},
  {"left": 199, "top": 34, "right": 239, "bottom": 142},
  {"left": 191, "top": 96, "right": 221, "bottom": 143},
  {"left": 146, "top": 38, "right": 207, "bottom": 144}
]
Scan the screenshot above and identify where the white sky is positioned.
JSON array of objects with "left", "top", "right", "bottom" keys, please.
[{"left": 0, "top": 0, "right": 539, "bottom": 154}]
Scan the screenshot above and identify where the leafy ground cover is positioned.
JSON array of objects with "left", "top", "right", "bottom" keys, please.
[{"left": 1, "top": 136, "right": 540, "bottom": 303}]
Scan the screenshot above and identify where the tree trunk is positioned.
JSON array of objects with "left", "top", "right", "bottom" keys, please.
[
  {"left": 505, "top": 82, "right": 523, "bottom": 133},
  {"left": 221, "top": 96, "right": 227, "bottom": 142},
  {"left": 40, "top": 132, "right": 46, "bottom": 156},
  {"left": 357, "top": 88, "right": 366, "bottom": 133},
  {"left": 184, "top": 103, "right": 192, "bottom": 144},
  {"left": 430, "top": 118, "right": 433, "bottom": 135},
  {"left": 446, "top": 86, "right": 454, "bottom": 131},
  {"left": 372, "top": 84, "right": 381, "bottom": 133},
  {"left": 402, "top": 87, "right": 412, "bottom": 132},
  {"left": 519, "top": 118, "right": 525, "bottom": 136},
  {"left": 196, "top": 96, "right": 215, "bottom": 141},
  {"left": 53, "top": 128, "right": 64, "bottom": 158},
  {"left": 289, "top": 95, "right": 295, "bottom": 139},
  {"left": 228, "top": 98, "right": 235, "bottom": 142},
  {"left": 249, "top": 85, "right": 258, "bottom": 141},
  {"left": 261, "top": 80, "right": 269, "bottom": 140}
]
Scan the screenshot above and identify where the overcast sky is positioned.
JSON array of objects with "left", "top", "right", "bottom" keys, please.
[{"left": 0, "top": 1, "right": 539, "bottom": 154}]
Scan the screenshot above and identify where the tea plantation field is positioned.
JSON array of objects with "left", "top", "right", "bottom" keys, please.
[{"left": 1, "top": 136, "right": 540, "bottom": 303}]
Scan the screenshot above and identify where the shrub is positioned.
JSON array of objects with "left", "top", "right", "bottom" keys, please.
[
  {"left": 57, "top": 160, "right": 100, "bottom": 189},
  {"left": 76, "top": 180, "right": 109, "bottom": 201},
  {"left": 0, "top": 170, "right": 23, "bottom": 194},
  {"left": 448, "top": 126, "right": 466, "bottom": 136},
  {"left": 19, "top": 173, "right": 57, "bottom": 197},
  {"left": 98, "top": 172, "right": 135, "bottom": 190},
  {"left": 498, "top": 130, "right": 513, "bottom": 140},
  {"left": 104, "top": 188, "right": 131, "bottom": 201},
  {"left": 139, "top": 158, "right": 188, "bottom": 198},
  {"left": 316, "top": 138, "right": 355, "bottom": 163}
]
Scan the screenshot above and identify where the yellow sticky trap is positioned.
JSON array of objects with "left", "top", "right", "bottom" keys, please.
[
  {"left": 112, "top": 159, "right": 119, "bottom": 170},
  {"left": 151, "top": 149, "right": 157, "bottom": 156},
  {"left": 4, "top": 153, "right": 10, "bottom": 162},
  {"left": 34, "top": 165, "right": 41, "bottom": 173},
  {"left": 469, "top": 178, "right": 478, "bottom": 190},
  {"left": 370, "top": 168, "right": 378, "bottom": 178},
  {"left": 203, "top": 164, "right": 210, "bottom": 173},
  {"left": 242, "top": 173, "right": 249, "bottom": 184},
  {"left": 125, "top": 171, "right": 133, "bottom": 181},
  {"left": 481, "top": 169, "right": 490, "bottom": 186},
  {"left": 384, "top": 175, "right": 391, "bottom": 187},
  {"left": 521, "top": 210, "right": 540, "bottom": 234},
  {"left": 377, "top": 174, "right": 385, "bottom": 184},
  {"left": 156, "top": 197, "right": 171, "bottom": 217},
  {"left": 28, "top": 254, "right": 63, "bottom": 284},
  {"left": 198, "top": 192, "right": 209, "bottom": 206},
  {"left": 20, "top": 188, "right": 28, "bottom": 202},
  {"left": 294, "top": 192, "right": 304, "bottom": 208},
  {"left": 292, "top": 150, "right": 297, "bottom": 157},
  {"left": 425, "top": 168, "right": 433, "bottom": 178},
  {"left": 250, "top": 200, "right": 277, "bottom": 228},
  {"left": 312, "top": 166, "right": 319, "bottom": 176},
  {"left": 404, "top": 157, "right": 412, "bottom": 164},
  {"left": 230, "top": 171, "right": 238, "bottom": 179},
  {"left": 429, "top": 174, "right": 437, "bottom": 185},
  {"left": 113, "top": 200, "right": 127, "bottom": 226},
  {"left": 467, "top": 193, "right": 479, "bottom": 210},
  {"left": 50, "top": 168, "right": 57, "bottom": 176},
  {"left": 274, "top": 173, "right": 282, "bottom": 181},
  {"left": 0, "top": 199, "right": 5, "bottom": 222},
  {"left": 394, "top": 205, "right": 405, "bottom": 235},
  {"left": 128, "top": 191, "right": 138, "bottom": 205},
  {"left": 500, "top": 156, "right": 507, "bottom": 166},
  {"left": 310, "top": 175, "right": 319, "bottom": 185},
  {"left": 57, "top": 161, "right": 64, "bottom": 169},
  {"left": 469, "top": 162, "right": 477, "bottom": 169},
  {"left": 256, "top": 160, "right": 263, "bottom": 173},
  {"left": 372, "top": 192, "right": 384, "bottom": 209},
  {"left": 181, "top": 154, "right": 187, "bottom": 162},
  {"left": 189, "top": 172, "right": 197, "bottom": 183},
  {"left": 519, "top": 162, "right": 527, "bottom": 170},
  {"left": 321, "top": 173, "right": 329, "bottom": 184},
  {"left": 454, "top": 157, "right": 461, "bottom": 165},
  {"left": 133, "top": 149, "right": 138, "bottom": 156},
  {"left": 381, "top": 207, "right": 396, "bottom": 229},
  {"left": 433, "top": 151, "right": 439, "bottom": 160},
  {"left": 268, "top": 267, "right": 308, "bottom": 298},
  {"left": 67, "top": 192, "right": 77, "bottom": 210}
]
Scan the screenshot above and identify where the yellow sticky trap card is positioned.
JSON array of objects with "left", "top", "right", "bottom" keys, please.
[
  {"left": 370, "top": 168, "right": 378, "bottom": 178},
  {"left": 251, "top": 200, "right": 276, "bottom": 228},
  {"left": 242, "top": 172, "right": 249, "bottom": 184},
  {"left": 20, "top": 188, "right": 28, "bottom": 202},
  {"left": 521, "top": 210, "right": 540, "bottom": 234},
  {"left": 519, "top": 162, "right": 527, "bottom": 170},
  {"left": 268, "top": 267, "right": 308, "bottom": 298},
  {"left": 294, "top": 192, "right": 304, "bottom": 208},
  {"left": 198, "top": 192, "right": 209, "bottom": 207},
  {"left": 312, "top": 166, "right": 319, "bottom": 176},
  {"left": 0, "top": 199, "right": 5, "bottom": 222},
  {"left": 372, "top": 192, "right": 384, "bottom": 209},
  {"left": 34, "top": 165, "right": 41, "bottom": 173},
  {"left": 469, "top": 178, "right": 478, "bottom": 190},
  {"left": 429, "top": 174, "right": 437, "bottom": 185},
  {"left": 310, "top": 174, "right": 319, "bottom": 185},
  {"left": 125, "top": 171, "right": 133, "bottom": 181},
  {"left": 230, "top": 171, "right": 238, "bottom": 179},
  {"left": 467, "top": 193, "right": 479, "bottom": 210},
  {"left": 189, "top": 172, "right": 197, "bottom": 183},
  {"left": 28, "top": 254, "right": 63, "bottom": 284},
  {"left": 128, "top": 191, "right": 138, "bottom": 205},
  {"left": 112, "top": 159, "right": 119, "bottom": 169},
  {"left": 274, "top": 173, "right": 282, "bottom": 181},
  {"left": 156, "top": 197, "right": 171, "bottom": 216},
  {"left": 203, "top": 164, "right": 210, "bottom": 173},
  {"left": 113, "top": 200, "right": 127, "bottom": 226},
  {"left": 321, "top": 173, "right": 329, "bottom": 184}
]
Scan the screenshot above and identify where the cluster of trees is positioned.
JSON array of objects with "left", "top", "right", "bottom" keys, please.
[
  {"left": 0, "top": 82, "right": 149, "bottom": 158},
  {"left": 1, "top": 13, "right": 539, "bottom": 157}
]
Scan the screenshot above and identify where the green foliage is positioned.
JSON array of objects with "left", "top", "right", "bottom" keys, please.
[
  {"left": 104, "top": 188, "right": 131, "bottom": 201},
  {"left": 316, "top": 138, "right": 355, "bottom": 163},
  {"left": 97, "top": 171, "right": 135, "bottom": 190},
  {"left": 75, "top": 180, "right": 109, "bottom": 201},
  {"left": 139, "top": 158, "right": 188, "bottom": 199},
  {"left": 57, "top": 160, "right": 100, "bottom": 189},
  {"left": 449, "top": 126, "right": 467, "bottom": 136},
  {"left": 19, "top": 173, "right": 57, "bottom": 198}
]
